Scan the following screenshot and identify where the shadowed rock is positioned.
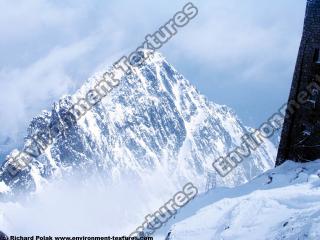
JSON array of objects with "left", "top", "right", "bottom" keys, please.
[
  {"left": 277, "top": 0, "right": 320, "bottom": 165},
  {"left": 0, "top": 231, "right": 8, "bottom": 240}
]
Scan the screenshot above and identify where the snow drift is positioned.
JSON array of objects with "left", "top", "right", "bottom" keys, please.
[{"left": 164, "top": 160, "right": 320, "bottom": 240}]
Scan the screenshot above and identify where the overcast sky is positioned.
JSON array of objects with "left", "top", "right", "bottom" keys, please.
[{"left": 0, "top": 0, "right": 306, "bottom": 157}]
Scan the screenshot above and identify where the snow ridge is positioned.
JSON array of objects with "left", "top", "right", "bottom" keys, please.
[{"left": 165, "top": 160, "right": 320, "bottom": 240}]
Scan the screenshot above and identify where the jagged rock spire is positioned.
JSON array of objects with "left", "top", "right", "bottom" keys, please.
[{"left": 276, "top": 0, "right": 320, "bottom": 165}]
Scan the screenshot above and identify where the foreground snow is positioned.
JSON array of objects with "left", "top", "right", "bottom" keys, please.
[{"left": 159, "top": 160, "right": 320, "bottom": 240}]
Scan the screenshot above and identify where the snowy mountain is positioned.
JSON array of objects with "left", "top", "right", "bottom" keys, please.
[
  {"left": 0, "top": 51, "right": 276, "bottom": 200},
  {"left": 163, "top": 160, "right": 320, "bottom": 240}
]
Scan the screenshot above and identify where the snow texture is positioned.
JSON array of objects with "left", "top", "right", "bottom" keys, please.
[{"left": 163, "top": 160, "right": 320, "bottom": 240}]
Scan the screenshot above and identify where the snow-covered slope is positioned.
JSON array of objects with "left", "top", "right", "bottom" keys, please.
[
  {"left": 164, "top": 160, "right": 320, "bottom": 240},
  {"left": 0, "top": 51, "right": 276, "bottom": 199}
]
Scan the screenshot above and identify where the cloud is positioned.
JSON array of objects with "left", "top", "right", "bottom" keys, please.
[
  {"left": 0, "top": 172, "right": 178, "bottom": 235},
  {"left": 0, "top": 0, "right": 307, "bottom": 156},
  {"left": 0, "top": 36, "right": 98, "bottom": 148},
  {"left": 161, "top": 0, "right": 305, "bottom": 126},
  {"left": 166, "top": 0, "right": 304, "bottom": 76}
]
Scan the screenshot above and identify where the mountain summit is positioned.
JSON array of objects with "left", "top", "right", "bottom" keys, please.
[{"left": 0, "top": 51, "right": 276, "bottom": 198}]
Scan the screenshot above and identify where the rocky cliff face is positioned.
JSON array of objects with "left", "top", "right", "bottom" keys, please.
[
  {"left": 0, "top": 51, "right": 276, "bottom": 199},
  {"left": 277, "top": 0, "right": 320, "bottom": 165}
]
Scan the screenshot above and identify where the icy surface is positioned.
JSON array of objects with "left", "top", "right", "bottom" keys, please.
[{"left": 163, "top": 161, "right": 320, "bottom": 240}]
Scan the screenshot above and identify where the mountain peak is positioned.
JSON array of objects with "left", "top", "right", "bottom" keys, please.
[{"left": 0, "top": 51, "right": 276, "bottom": 199}]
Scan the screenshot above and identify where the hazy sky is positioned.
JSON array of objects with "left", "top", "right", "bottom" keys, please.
[{"left": 0, "top": 0, "right": 306, "bottom": 156}]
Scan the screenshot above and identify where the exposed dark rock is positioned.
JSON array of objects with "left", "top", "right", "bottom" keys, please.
[
  {"left": 277, "top": 0, "right": 320, "bottom": 165},
  {"left": 0, "top": 231, "right": 8, "bottom": 240}
]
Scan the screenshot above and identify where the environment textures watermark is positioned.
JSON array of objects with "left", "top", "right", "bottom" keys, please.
[
  {"left": 212, "top": 75, "right": 320, "bottom": 177},
  {"left": 129, "top": 182, "right": 198, "bottom": 238},
  {"left": 3, "top": 2, "right": 199, "bottom": 177}
]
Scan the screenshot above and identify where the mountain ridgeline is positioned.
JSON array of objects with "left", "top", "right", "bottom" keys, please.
[{"left": 0, "top": 51, "right": 276, "bottom": 199}]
